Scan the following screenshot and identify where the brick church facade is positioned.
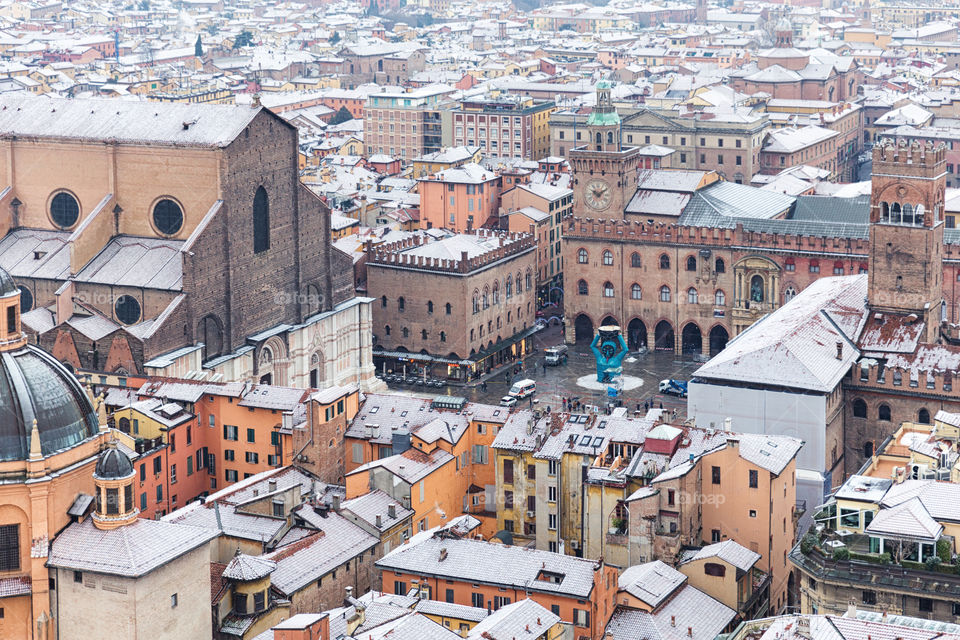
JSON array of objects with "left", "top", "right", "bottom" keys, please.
[{"left": 0, "top": 95, "right": 379, "bottom": 390}]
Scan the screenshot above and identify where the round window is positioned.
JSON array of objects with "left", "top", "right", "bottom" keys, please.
[
  {"left": 19, "top": 285, "right": 32, "bottom": 312},
  {"left": 50, "top": 192, "right": 80, "bottom": 229},
  {"left": 115, "top": 295, "right": 141, "bottom": 325},
  {"left": 152, "top": 199, "right": 183, "bottom": 236}
]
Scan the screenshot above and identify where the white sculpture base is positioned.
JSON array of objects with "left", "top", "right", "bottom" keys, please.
[{"left": 575, "top": 375, "right": 643, "bottom": 391}]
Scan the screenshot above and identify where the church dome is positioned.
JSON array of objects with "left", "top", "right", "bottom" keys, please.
[
  {"left": 94, "top": 442, "right": 134, "bottom": 480},
  {"left": 0, "top": 266, "right": 98, "bottom": 462},
  {"left": 0, "top": 268, "right": 16, "bottom": 298},
  {"left": 0, "top": 347, "right": 100, "bottom": 461}
]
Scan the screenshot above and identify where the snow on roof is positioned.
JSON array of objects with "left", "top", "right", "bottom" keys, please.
[
  {"left": 0, "top": 94, "right": 262, "bottom": 147},
  {"left": 694, "top": 275, "right": 867, "bottom": 392},
  {"left": 866, "top": 496, "right": 943, "bottom": 541},
  {"left": 684, "top": 539, "right": 760, "bottom": 572},
  {"left": 763, "top": 125, "right": 839, "bottom": 154},
  {"left": 618, "top": 561, "right": 686, "bottom": 608}
]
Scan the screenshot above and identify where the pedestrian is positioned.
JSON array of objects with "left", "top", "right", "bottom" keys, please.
[
  {"left": 636, "top": 403, "right": 641, "bottom": 412},
  {"left": 542, "top": 362, "right": 547, "bottom": 375},
  {"left": 562, "top": 397, "right": 567, "bottom": 410},
  {"left": 659, "top": 401, "right": 663, "bottom": 410}
]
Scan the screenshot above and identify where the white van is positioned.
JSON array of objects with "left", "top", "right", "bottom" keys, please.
[
  {"left": 544, "top": 345, "right": 568, "bottom": 365},
  {"left": 508, "top": 379, "right": 537, "bottom": 399}
]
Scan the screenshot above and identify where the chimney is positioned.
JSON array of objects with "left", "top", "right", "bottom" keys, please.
[
  {"left": 346, "top": 586, "right": 353, "bottom": 599},
  {"left": 376, "top": 514, "right": 382, "bottom": 528},
  {"left": 332, "top": 494, "right": 341, "bottom": 512},
  {"left": 388, "top": 504, "right": 397, "bottom": 518},
  {"left": 723, "top": 417, "right": 732, "bottom": 431},
  {"left": 845, "top": 598, "right": 857, "bottom": 618},
  {"left": 688, "top": 627, "right": 693, "bottom": 637},
  {"left": 671, "top": 616, "right": 676, "bottom": 627},
  {"left": 836, "top": 341, "right": 843, "bottom": 360},
  {"left": 268, "top": 480, "right": 277, "bottom": 492},
  {"left": 439, "top": 548, "right": 448, "bottom": 561}
]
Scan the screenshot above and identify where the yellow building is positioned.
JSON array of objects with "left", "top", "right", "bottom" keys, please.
[{"left": 412, "top": 146, "right": 482, "bottom": 178}]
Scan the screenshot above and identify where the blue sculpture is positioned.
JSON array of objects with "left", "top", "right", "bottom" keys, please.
[{"left": 590, "top": 325, "right": 628, "bottom": 383}]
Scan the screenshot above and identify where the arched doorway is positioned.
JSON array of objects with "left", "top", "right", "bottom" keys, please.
[
  {"left": 601, "top": 315, "right": 618, "bottom": 328},
  {"left": 709, "top": 325, "right": 729, "bottom": 356},
  {"left": 654, "top": 320, "right": 674, "bottom": 351},
  {"left": 574, "top": 314, "right": 594, "bottom": 344},
  {"left": 627, "top": 319, "right": 647, "bottom": 350},
  {"left": 681, "top": 323, "right": 702, "bottom": 354}
]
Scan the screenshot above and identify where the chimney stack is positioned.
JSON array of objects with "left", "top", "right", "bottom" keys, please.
[
  {"left": 376, "top": 514, "right": 382, "bottom": 528},
  {"left": 332, "top": 494, "right": 341, "bottom": 511},
  {"left": 836, "top": 341, "right": 843, "bottom": 360},
  {"left": 388, "top": 504, "right": 397, "bottom": 518}
]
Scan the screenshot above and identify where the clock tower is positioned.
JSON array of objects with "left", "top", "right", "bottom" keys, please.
[{"left": 570, "top": 81, "right": 640, "bottom": 220}]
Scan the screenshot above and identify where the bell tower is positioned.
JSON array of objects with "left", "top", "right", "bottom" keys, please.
[
  {"left": 868, "top": 138, "right": 946, "bottom": 342},
  {"left": 569, "top": 81, "right": 640, "bottom": 220}
]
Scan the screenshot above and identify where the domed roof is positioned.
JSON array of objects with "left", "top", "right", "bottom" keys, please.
[
  {"left": 0, "top": 344, "right": 99, "bottom": 461},
  {"left": 0, "top": 267, "right": 17, "bottom": 298},
  {"left": 95, "top": 442, "right": 134, "bottom": 479}
]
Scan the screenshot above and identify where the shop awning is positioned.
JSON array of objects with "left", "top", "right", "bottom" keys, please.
[
  {"left": 373, "top": 350, "right": 471, "bottom": 366},
  {"left": 470, "top": 325, "right": 542, "bottom": 363}
]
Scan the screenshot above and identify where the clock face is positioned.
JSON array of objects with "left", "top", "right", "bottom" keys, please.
[{"left": 584, "top": 179, "right": 613, "bottom": 211}]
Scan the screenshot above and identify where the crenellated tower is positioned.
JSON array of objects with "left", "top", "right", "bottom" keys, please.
[{"left": 868, "top": 138, "right": 946, "bottom": 342}]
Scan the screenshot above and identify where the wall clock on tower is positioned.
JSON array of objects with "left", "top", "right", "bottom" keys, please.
[{"left": 584, "top": 178, "right": 612, "bottom": 210}]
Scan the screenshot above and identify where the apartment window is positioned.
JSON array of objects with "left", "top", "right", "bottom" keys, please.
[
  {"left": 156, "top": 484, "right": 163, "bottom": 503},
  {"left": 170, "top": 465, "right": 177, "bottom": 485},
  {"left": 187, "top": 456, "right": 193, "bottom": 476},
  {"left": 445, "top": 589, "right": 455, "bottom": 603},
  {"left": 153, "top": 457, "right": 162, "bottom": 474},
  {"left": 667, "top": 489, "right": 675, "bottom": 505},
  {"left": 224, "top": 450, "right": 235, "bottom": 462},
  {"left": 862, "top": 591, "right": 877, "bottom": 605},
  {"left": 718, "top": 154, "right": 723, "bottom": 164},
  {"left": 704, "top": 563, "right": 726, "bottom": 577},
  {"left": 736, "top": 155, "right": 742, "bottom": 165},
  {"left": 352, "top": 443, "right": 363, "bottom": 463},
  {"left": 548, "top": 486, "right": 557, "bottom": 502},
  {"left": 504, "top": 491, "right": 513, "bottom": 509},
  {"left": 226, "top": 469, "right": 238, "bottom": 482},
  {"left": 74, "top": 571, "right": 82, "bottom": 584},
  {"left": 503, "top": 459, "right": 514, "bottom": 484},
  {"left": 749, "top": 509, "right": 757, "bottom": 518},
  {"left": 504, "top": 519, "right": 514, "bottom": 532},
  {"left": 711, "top": 529, "right": 721, "bottom": 542},
  {"left": 809, "top": 261, "right": 820, "bottom": 273},
  {"left": 395, "top": 581, "right": 407, "bottom": 596},
  {"left": 171, "top": 593, "right": 178, "bottom": 608},
  {"left": 919, "top": 598, "right": 933, "bottom": 613},
  {"left": 247, "top": 428, "right": 255, "bottom": 443},
  {"left": 700, "top": 154, "right": 705, "bottom": 164},
  {"left": 700, "top": 137, "right": 705, "bottom": 146},
  {"left": 246, "top": 452, "right": 259, "bottom": 464},
  {"left": 494, "top": 596, "right": 511, "bottom": 610},
  {"left": 224, "top": 425, "right": 238, "bottom": 441},
  {"left": 548, "top": 514, "right": 557, "bottom": 530},
  {"left": 548, "top": 460, "right": 558, "bottom": 476},
  {"left": 471, "top": 592, "right": 484, "bottom": 608},
  {"left": 711, "top": 466, "right": 721, "bottom": 484},
  {"left": 574, "top": 609, "right": 590, "bottom": 628},
  {"left": 749, "top": 470, "right": 758, "bottom": 488},
  {"left": 680, "top": 152, "right": 686, "bottom": 163}
]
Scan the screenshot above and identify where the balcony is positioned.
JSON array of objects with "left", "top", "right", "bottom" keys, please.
[
  {"left": 740, "top": 570, "right": 771, "bottom": 618},
  {"left": 790, "top": 542, "right": 960, "bottom": 600}
]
